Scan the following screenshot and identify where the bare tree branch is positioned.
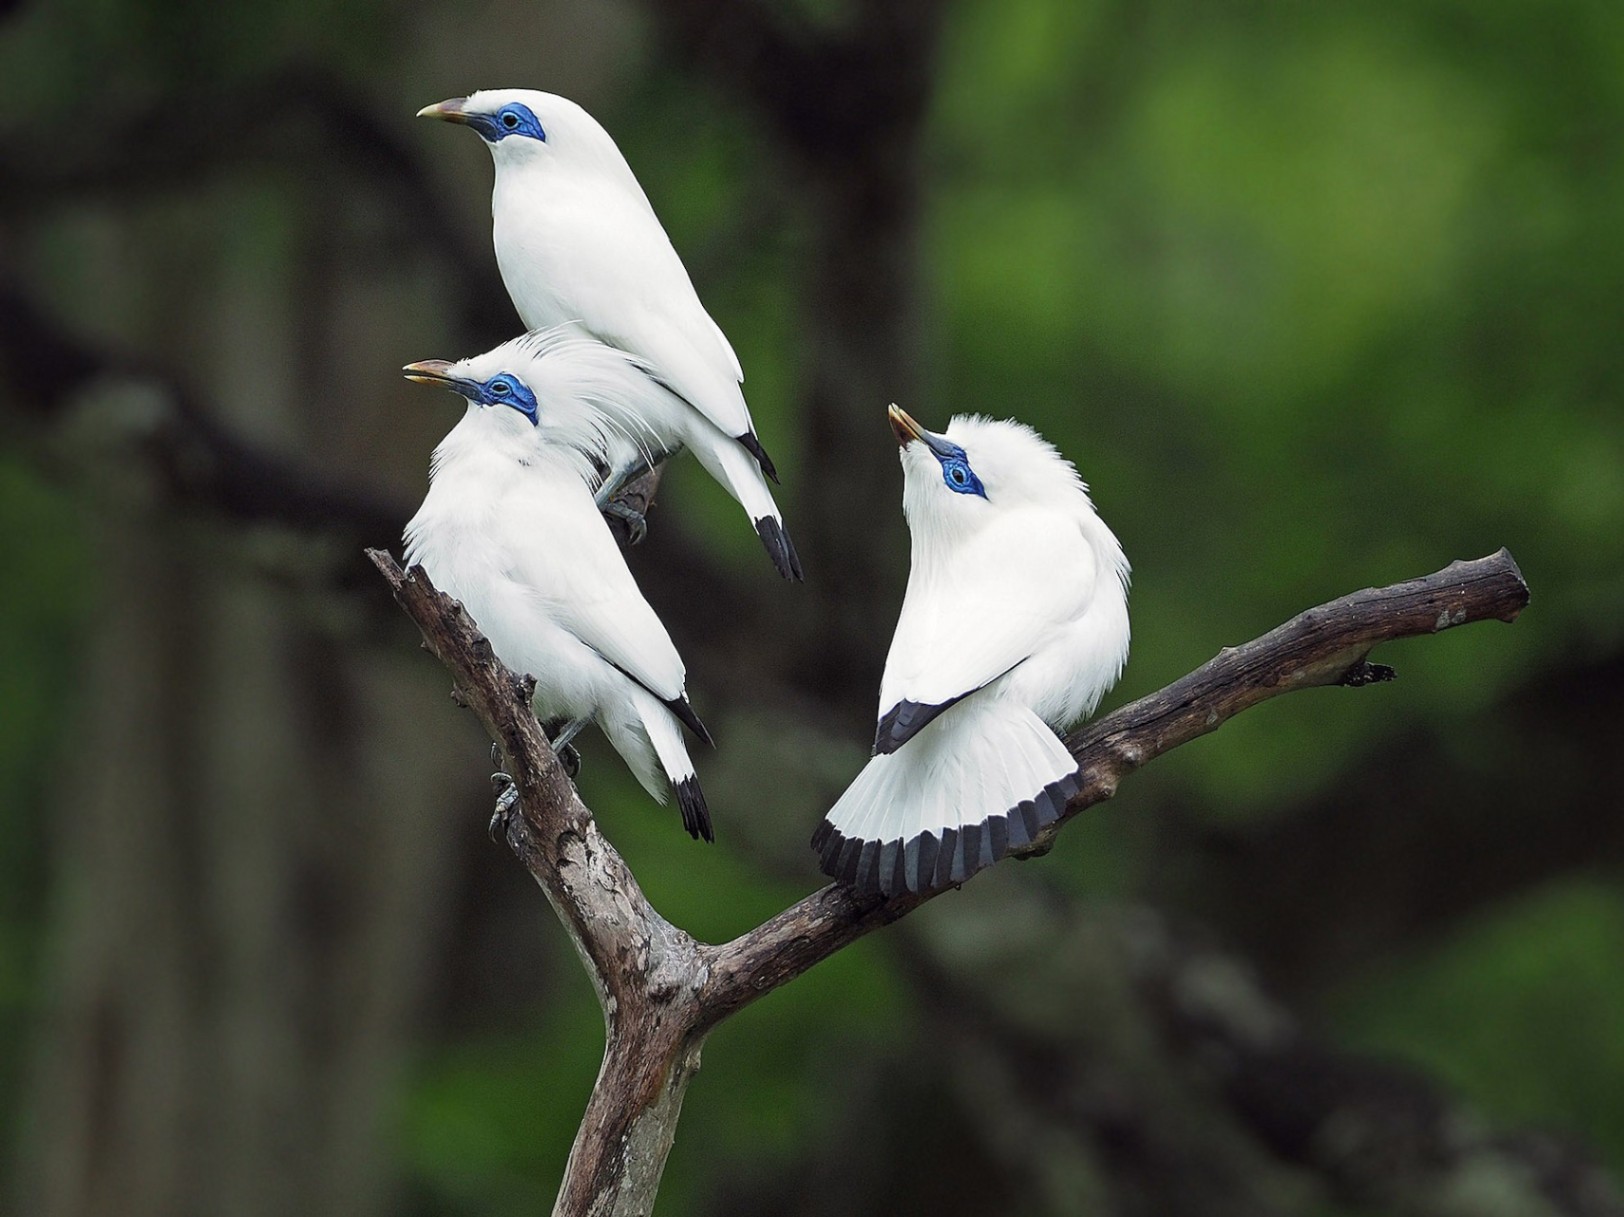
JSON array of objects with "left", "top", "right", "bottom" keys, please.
[{"left": 366, "top": 545, "right": 1528, "bottom": 1215}]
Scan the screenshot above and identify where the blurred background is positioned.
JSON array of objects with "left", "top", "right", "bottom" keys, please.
[{"left": 3, "top": 0, "right": 1622, "bottom": 1213}]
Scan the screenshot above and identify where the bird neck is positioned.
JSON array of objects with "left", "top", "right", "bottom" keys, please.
[
  {"left": 430, "top": 407, "right": 597, "bottom": 487},
  {"left": 492, "top": 144, "right": 652, "bottom": 212}
]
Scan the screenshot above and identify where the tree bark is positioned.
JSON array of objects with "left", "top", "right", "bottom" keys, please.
[{"left": 368, "top": 546, "right": 1529, "bottom": 1216}]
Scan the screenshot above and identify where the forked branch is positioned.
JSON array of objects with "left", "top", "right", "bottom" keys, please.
[{"left": 366, "top": 546, "right": 1528, "bottom": 1217}]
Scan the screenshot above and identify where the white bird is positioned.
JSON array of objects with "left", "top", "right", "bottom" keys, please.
[
  {"left": 417, "top": 89, "right": 802, "bottom": 581},
  {"left": 812, "top": 406, "right": 1130, "bottom": 896},
  {"left": 401, "top": 331, "right": 715, "bottom": 841}
]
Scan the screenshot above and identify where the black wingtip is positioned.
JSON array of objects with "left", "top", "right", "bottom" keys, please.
[
  {"left": 675, "top": 775, "right": 714, "bottom": 843},
  {"left": 753, "top": 516, "right": 804, "bottom": 581},
  {"left": 736, "top": 430, "right": 779, "bottom": 483},
  {"left": 814, "top": 771, "right": 1083, "bottom": 896},
  {"left": 873, "top": 696, "right": 965, "bottom": 755},
  {"left": 663, "top": 694, "right": 715, "bottom": 748}
]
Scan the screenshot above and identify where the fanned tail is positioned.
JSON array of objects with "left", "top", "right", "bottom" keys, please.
[{"left": 811, "top": 699, "right": 1079, "bottom": 897}]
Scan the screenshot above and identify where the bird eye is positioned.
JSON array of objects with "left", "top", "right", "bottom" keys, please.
[
  {"left": 490, "top": 380, "right": 511, "bottom": 396},
  {"left": 501, "top": 109, "right": 520, "bottom": 129},
  {"left": 949, "top": 465, "right": 968, "bottom": 485}
]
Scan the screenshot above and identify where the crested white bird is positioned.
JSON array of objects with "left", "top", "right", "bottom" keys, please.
[
  {"left": 811, "top": 406, "right": 1130, "bottom": 896},
  {"left": 417, "top": 89, "right": 802, "bottom": 581},
  {"left": 401, "top": 331, "right": 715, "bottom": 841}
]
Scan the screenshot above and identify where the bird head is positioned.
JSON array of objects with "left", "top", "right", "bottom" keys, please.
[
  {"left": 403, "top": 350, "right": 542, "bottom": 433},
  {"left": 888, "top": 405, "right": 1094, "bottom": 532},
  {"left": 416, "top": 88, "right": 624, "bottom": 176},
  {"left": 405, "top": 329, "right": 665, "bottom": 474}
]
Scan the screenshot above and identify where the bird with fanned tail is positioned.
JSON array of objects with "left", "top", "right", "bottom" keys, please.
[{"left": 813, "top": 406, "right": 1130, "bottom": 895}]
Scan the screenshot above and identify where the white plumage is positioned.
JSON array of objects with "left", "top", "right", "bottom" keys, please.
[
  {"left": 813, "top": 406, "right": 1130, "bottom": 895},
  {"left": 401, "top": 332, "right": 714, "bottom": 841},
  {"left": 418, "top": 89, "right": 801, "bottom": 580}
]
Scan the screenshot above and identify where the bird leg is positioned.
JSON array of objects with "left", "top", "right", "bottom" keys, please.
[
  {"left": 489, "top": 719, "right": 586, "bottom": 842},
  {"left": 550, "top": 719, "right": 586, "bottom": 778},
  {"left": 594, "top": 450, "right": 674, "bottom": 546},
  {"left": 599, "top": 500, "right": 649, "bottom": 546},
  {"left": 489, "top": 741, "right": 518, "bottom": 842}
]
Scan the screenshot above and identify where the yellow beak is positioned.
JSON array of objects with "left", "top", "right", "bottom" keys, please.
[
  {"left": 402, "top": 359, "right": 456, "bottom": 386},
  {"left": 887, "top": 403, "right": 925, "bottom": 447},
  {"left": 416, "top": 98, "right": 469, "bottom": 124}
]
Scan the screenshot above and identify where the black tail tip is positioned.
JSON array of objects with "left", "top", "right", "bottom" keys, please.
[
  {"left": 737, "top": 430, "right": 779, "bottom": 483},
  {"left": 754, "top": 516, "right": 804, "bottom": 581},
  {"left": 675, "top": 775, "right": 714, "bottom": 843},
  {"left": 815, "top": 772, "right": 1082, "bottom": 897},
  {"left": 663, "top": 694, "right": 715, "bottom": 748}
]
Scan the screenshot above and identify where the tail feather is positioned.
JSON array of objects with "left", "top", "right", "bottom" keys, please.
[
  {"left": 812, "top": 698, "right": 1079, "bottom": 897},
  {"left": 754, "top": 516, "right": 804, "bottom": 581},
  {"left": 736, "top": 430, "right": 779, "bottom": 483},
  {"left": 662, "top": 693, "right": 715, "bottom": 748},
  {"left": 690, "top": 432, "right": 803, "bottom": 581},
  {"left": 675, "top": 775, "right": 714, "bottom": 843},
  {"left": 619, "top": 688, "right": 715, "bottom": 844}
]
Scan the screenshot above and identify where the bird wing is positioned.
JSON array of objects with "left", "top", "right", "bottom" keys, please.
[
  {"left": 875, "top": 510, "right": 1098, "bottom": 752},
  {"left": 590, "top": 302, "right": 754, "bottom": 442},
  {"left": 502, "top": 475, "right": 688, "bottom": 703},
  {"left": 543, "top": 185, "right": 754, "bottom": 439},
  {"left": 704, "top": 309, "right": 745, "bottom": 383}
]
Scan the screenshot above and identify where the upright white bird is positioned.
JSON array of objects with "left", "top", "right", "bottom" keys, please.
[
  {"left": 401, "top": 331, "right": 715, "bottom": 841},
  {"left": 812, "top": 406, "right": 1130, "bottom": 896},
  {"left": 417, "top": 89, "right": 802, "bottom": 581}
]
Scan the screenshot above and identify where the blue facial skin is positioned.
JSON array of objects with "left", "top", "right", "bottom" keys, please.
[
  {"left": 447, "top": 372, "right": 539, "bottom": 425},
  {"left": 920, "top": 431, "right": 987, "bottom": 498},
  {"left": 466, "top": 102, "right": 547, "bottom": 144}
]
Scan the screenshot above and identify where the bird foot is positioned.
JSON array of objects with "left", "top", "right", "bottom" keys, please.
[
  {"left": 557, "top": 741, "right": 581, "bottom": 778},
  {"left": 489, "top": 771, "right": 518, "bottom": 842},
  {"left": 488, "top": 743, "right": 516, "bottom": 842},
  {"left": 600, "top": 500, "right": 648, "bottom": 546}
]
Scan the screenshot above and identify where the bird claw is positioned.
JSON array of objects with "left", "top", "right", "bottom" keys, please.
[
  {"left": 558, "top": 742, "right": 581, "bottom": 778},
  {"left": 600, "top": 500, "right": 647, "bottom": 545},
  {"left": 489, "top": 775, "right": 518, "bottom": 842}
]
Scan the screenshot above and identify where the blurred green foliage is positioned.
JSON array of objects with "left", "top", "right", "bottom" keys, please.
[
  {"left": 0, "top": 461, "right": 91, "bottom": 1161},
  {"left": 1331, "top": 880, "right": 1624, "bottom": 1175}
]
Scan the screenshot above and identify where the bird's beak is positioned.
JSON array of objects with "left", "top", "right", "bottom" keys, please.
[
  {"left": 402, "top": 359, "right": 457, "bottom": 387},
  {"left": 416, "top": 98, "right": 470, "bottom": 124},
  {"left": 888, "top": 403, "right": 925, "bottom": 447},
  {"left": 888, "top": 403, "right": 957, "bottom": 458}
]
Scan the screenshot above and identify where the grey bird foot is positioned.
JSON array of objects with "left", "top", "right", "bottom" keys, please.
[
  {"left": 488, "top": 772, "right": 518, "bottom": 842},
  {"left": 600, "top": 500, "right": 648, "bottom": 546},
  {"left": 547, "top": 719, "right": 588, "bottom": 778},
  {"left": 557, "top": 742, "right": 581, "bottom": 778}
]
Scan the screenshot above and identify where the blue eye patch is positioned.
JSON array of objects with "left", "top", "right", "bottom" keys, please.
[
  {"left": 467, "top": 102, "right": 546, "bottom": 144},
  {"left": 476, "top": 372, "right": 539, "bottom": 424},
  {"left": 934, "top": 443, "right": 986, "bottom": 498}
]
